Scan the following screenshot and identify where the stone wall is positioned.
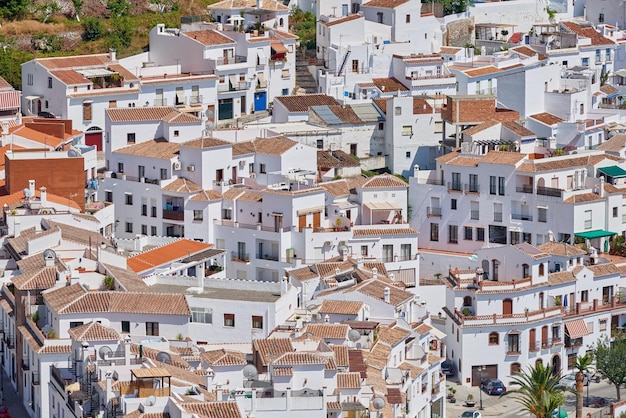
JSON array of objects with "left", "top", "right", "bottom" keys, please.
[{"left": 445, "top": 18, "right": 475, "bottom": 48}]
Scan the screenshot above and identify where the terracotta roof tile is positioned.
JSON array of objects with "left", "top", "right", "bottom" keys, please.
[
  {"left": 304, "top": 323, "right": 349, "bottom": 340},
  {"left": 503, "top": 121, "right": 536, "bottom": 136},
  {"left": 387, "top": 387, "right": 404, "bottom": 404},
  {"left": 333, "top": 345, "right": 350, "bottom": 368},
  {"left": 376, "top": 324, "right": 410, "bottom": 346},
  {"left": 587, "top": 263, "right": 620, "bottom": 277},
  {"left": 398, "top": 361, "right": 425, "bottom": 379},
  {"left": 200, "top": 348, "right": 247, "bottom": 366},
  {"left": 363, "top": 0, "right": 409, "bottom": 8},
  {"left": 46, "top": 290, "right": 190, "bottom": 315},
  {"left": 322, "top": 14, "right": 363, "bottom": 26},
  {"left": 563, "top": 192, "right": 604, "bottom": 204},
  {"left": 106, "top": 107, "right": 193, "bottom": 123},
  {"left": 12, "top": 267, "right": 58, "bottom": 290},
  {"left": 115, "top": 138, "right": 180, "bottom": 159},
  {"left": 253, "top": 338, "right": 294, "bottom": 366},
  {"left": 274, "top": 94, "right": 339, "bottom": 112},
  {"left": 352, "top": 227, "right": 417, "bottom": 237},
  {"left": 183, "top": 30, "right": 235, "bottom": 46},
  {"left": 529, "top": 112, "right": 564, "bottom": 126},
  {"left": 479, "top": 151, "right": 526, "bottom": 165},
  {"left": 43, "top": 220, "right": 106, "bottom": 246},
  {"left": 440, "top": 47, "right": 463, "bottom": 54},
  {"left": 51, "top": 70, "right": 90, "bottom": 85},
  {"left": 337, "top": 372, "right": 361, "bottom": 388},
  {"left": 161, "top": 178, "right": 203, "bottom": 193},
  {"left": 461, "top": 120, "right": 500, "bottom": 136},
  {"left": 355, "top": 279, "right": 413, "bottom": 306},
  {"left": 319, "top": 179, "right": 351, "bottom": 197},
  {"left": 319, "top": 300, "right": 363, "bottom": 315},
  {"left": 103, "top": 264, "right": 150, "bottom": 292},
  {"left": 600, "top": 84, "right": 619, "bottom": 96},
  {"left": 348, "top": 349, "right": 368, "bottom": 378},
  {"left": 372, "top": 77, "right": 409, "bottom": 92},
  {"left": 362, "top": 173, "right": 407, "bottom": 188},
  {"left": 207, "top": 0, "right": 288, "bottom": 10},
  {"left": 182, "top": 137, "right": 231, "bottom": 149},
  {"left": 35, "top": 54, "right": 111, "bottom": 70},
  {"left": 128, "top": 239, "right": 213, "bottom": 273},
  {"left": 561, "top": 21, "right": 615, "bottom": 46},
  {"left": 189, "top": 189, "right": 223, "bottom": 201},
  {"left": 67, "top": 321, "right": 120, "bottom": 341},
  {"left": 0, "top": 76, "right": 12, "bottom": 90},
  {"left": 232, "top": 141, "right": 256, "bottom": 156},
  {"left": 287, "top": 266, "right": 319, "bottom": 282},
  {"left": 253, "top": 136, "right": 296, "bottom": 155},
  {"left": 272, "top": 352, "right": 327, "bottom": 366},
  {"left": 180, "top": 401, "right": 242, "bottom": 418},
  {"left": 547, "top": 271, "right": 576, "bottom": 285}
]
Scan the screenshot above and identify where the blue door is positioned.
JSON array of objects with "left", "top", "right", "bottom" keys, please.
[{"left": 254, "top": 92, "right": 267, "bottom": 111}]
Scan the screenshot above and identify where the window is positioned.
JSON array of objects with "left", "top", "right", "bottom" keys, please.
[
  {"left": 430, "top": 223, "right": 439, "bottom": 241},
  {"left": 539, "top": 263, "right": 545, "bottom": 276},
  {"left": 538, "top": 207, "right": 547, "bottom": 223},
  {"left": 401, "top": 125, "right": 412, "bottom": 136},
  {"left": 580, "top": 103, "right": 584, "bottom": 115},
  {"left": 122, "top": 321, "right": 130, "bottom": 333},
  {"left": 151, "top": 206, "right": 157, "bottom": 217},
  {"left": 83, "top": 102, "right": 92, "bottom": 121},
  {"left": 468, "top": 174, "right": 478, "bottom": 192},
  {"left": 48, "top": 77, "right": 52, "bottom": 88},
  {"left": 125, "top": 222, "right": 133, "bottom": 233},
  {"left": 489, "top": 176, "right": 497, "bottom": 195},
  {"left": 361, "top": 245, "right": 368, "bottom": 256},
  {"left": 510, "top": 231, "right": 521, "bottom": 245},
  {"left": 464, "top": 226, "right": 473, "bottom": 240},
  {"left": 193, "top": 210, "right": 203, "bottom": 221},
  {"left": 174, "top": 130, "right": 179, "bottom": 137},
  {"left": 138, "top": 165, "right": 145, "bottom": 178},
  {"left": 252, "top": 315, "right": 263, "bottom": 329},
  {"left": 507, "top": 333, "right": 520, "bottom": 354},
  {"left": 377, "top": 11, "right": 383, "bottom": 23},
  {"left": 400, "top": 244, "right": 411, "bottom": 261},
  {"left": 109, "top": 100, "right": 117, "bottom": 108},
  {"left": 395, "top": 106, "right": 402, "bottom": 115},
  {"left": 125, "top": 193, "right": 133, "bottom": 205},
  {"left": 151, "top": 226, "right": 157, "bottom": 236},
  {"left": 511, "top": 362, "right": 521, "bottom": 375},
  {"left": 352, "top": 59, "right": 359, "bottom": 73},
  {"left": 498, "top": 176, "right": 505, "bottom": 195},
  {"left": 470, "top": 201, "right": 479, "bottom": 220},
  {"left": 488, "top": 332, "right": 499, "bottom": 345},
  {"left": 105, "top": 191, "right": 113, "bottom": 202},
  {"left": 141, "top": 224, "right": 147, "bottom": 235},
  {"left": 141, "top": 204, "right": 148, "bottom": 217},
  {"left": 451, "top": 172, "right": 461, "bottom": 190},
  {"left": 378, "top": 122, "right": 384, "bottom": 130},
  {"left": 599, "top": 13, "right": 604, "bottom": 23},
  {"left": 405, "top": 14, "right": 410, "bottom": 23},
  {"left": 146, "top": 322, "right": 159, "bottom": 336},
  {"left": 316, "top": 139, "right": 323, "bottom": 149},
  {"left": 584, "top": 209, "right": 592, "bottom": 229},
  {"left": 70, "top": 321, "right": 84, "bottom": 329},
  {"left": 382, "top": 245, "right": 393, "bottom": 262},
  {"left": 160, "top": 168, "right": 167, "bottom": 180},
  {"left": 259, "top": 163, "right": 266, "bottom": 174},
  {"left": 476, "top": 227, "right": 485, "bottom": 241},
  {"left": 448, "top": 225, "right": 458, "bottom": 244},
  {"left": 581, "top": 290, "right": 589, "bottom": 302},
  {"left": 224, "top": 313, "right": 235, "bottom": 327},
  {"left": 281, "top": 69, "right": 290, "bottom": 79},
  {"left": 118, "top": 162, "right": 124, "bottom": 173},
  {"left": 582, "top": 57, "right": 589, "bottom": 67},
  {"left": 27, "top": 74, "right": 33, "bottom": 85},
  {"left": 405, "top": 151, "right": 411, "bottom": 159},
  {"left": 489, "top": 225, "right": 507, "bottom": 244},
  {"left": 434, "top": 121, "right": 443, "bottom": 133},
  {"left": 282, "top": 88, "right": 289, "bottom": 95},
  {"left": 613, "top": 207, "right": 619, "bottom": 218},
  {"left": 451, "top": 199, "right": 457, "bottom": 210},
  {"left": 191, "top": 307, "right": 212, "bottom": 323}
]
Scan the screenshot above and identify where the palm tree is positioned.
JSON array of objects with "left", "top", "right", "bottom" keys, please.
[
  {"left": 501, "top": 363, "right": 569, "bottom": 418},
  {"left": 574, "top": 354, "right": 593, "bottom": 418}
]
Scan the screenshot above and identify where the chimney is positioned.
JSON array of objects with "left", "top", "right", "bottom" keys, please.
[
  {"left": 105, "top": 370, "right": 114, "bottom": 403},
  {"left": 413, "top": 164, "right": 419, "bottom": 177},
  {"left": 372, "top": 267, "right": 378, "bottom": 280},
  {"left": 16, "top": 111, "right": 21, "bottom": 126},
  {"left": 29, "top": 180, "right": 35, "bottom": 198},
  {"left": 384, "top": 287, "right": 391, "bottom": 303},
  {"left": 205, "top": 368, "right": 215, "bottom": 391},
  {"left": 256, "top": 0, "right": 263, "bottom": 8},
  {"left": 109, "top": 48, "right": 116, "bottom": 61},
  {"left": 599, "top": 176, "right": 605, "bottom": 197},
  {"left": 40, "top": 187, "right": 47, "bottom": 206},
  {"left": 13, "top": 218, "right": 20, "bottom": 237}
]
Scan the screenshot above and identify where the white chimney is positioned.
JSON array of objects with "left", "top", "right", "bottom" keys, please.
[
  {"left": 372, "top": 267, "right": 378, "bottom": 280},
  {"left": 16, "top": 111, "right": 21, "bottom": 126},
  {"left": 13, "top": 218, "right": 20, "bottom": 237},
  {"left": 205, "top": 368, "right": 215, "bottom": 390},
  {"left": 384, "top": 287, "right": 391, "bottom": 303},
  {"left": 28, "top": 180, "right": 35, "bottom": 198},
  {"left": 39, "top": 187, "right": 47, "bottom": 206},
  {"left": 256, "top": 0, "right": 263, "bottom": 8},
  {"left": 105, "top": 370, "right": 113, "bottom": 403},
  {"left": 599, "top": 176, "right": 605, "bottom": 197},
  {"left": 109, "top": 48, "right": 116, "bottom": 61},
  {"left": 413, "top": 164, "right": 419, "bottom": 177}
]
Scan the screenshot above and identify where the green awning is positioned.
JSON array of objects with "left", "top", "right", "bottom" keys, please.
[
  {"left": 575, "top": 230, "right": 617, "bottom": 239},
  {"left": 598, "top": 165, "right": 626, "bottom": 178}
]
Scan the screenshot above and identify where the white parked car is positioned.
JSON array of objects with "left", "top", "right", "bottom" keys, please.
[{"left": 459, "top": 411, "right": 482, "bottom": 418}]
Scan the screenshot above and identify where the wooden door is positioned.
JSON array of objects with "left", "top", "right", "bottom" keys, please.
[
  {"left": 298, "top": 215, "right": 306, "bottom": 232},
  {"left": 313, "top": 212, "right": 321, "bottom": 229},
  {"left": 503, "top": 298, "right": 513, "bottom": 316}
]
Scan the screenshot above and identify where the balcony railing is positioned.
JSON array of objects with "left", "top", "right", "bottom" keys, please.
[
  {"left": 427, "top": 206, "right": 442, "bottom": 217},
  {"left": 494, "top": 212, "right": 503, "bottom": 222},
  {"left": 470, "top": 210, "right": 480, "bottom": 220},
  {"left": 584, "top": 220, "right": 592, "bottom": 229},
  {"left": 512, "top": 213, "right": 533, "bottom": 221},
  {"left": 256, "top": 253, "right": 279, "bottom": 261},
  {"left": 505, "top": 343, "right": 521, "bottom": 355},
  {"left": 537, "top": 186, "right": 562, "bottom": 198},
  {"left": 216, "top": 55, "right": 247, "bottom": 66},
  {"left": 218, "top": 81, "right": 251, "bottom": 93},
  {"left": 154, "top": 98, "right": 167, "bottom": 106},
  {"left": 541, "top": 338, "right": 554, "bottom": 349},
  {"left": 447, "top": 182, "right": 462, "bottom": 192},
  {"left": 516, "top": 185, "right": 533, "bottom": 194},
  {"left": 529, "top": 340, "right": 540, "bottom": 352},
  {"left": 465, "top": 183, "right": 480, "bottom": 193},
  {"left": 189, "top": 95, "right": 203, "bottom": 105},
  {"left": 163, "top": 209, "right": 184, "bottom": 221},
  {"left": 231, "top": 252, "right": 249, "bottom": 263},
  {"left": 408, "top": 73, "right": 455, "bottom": 80}
]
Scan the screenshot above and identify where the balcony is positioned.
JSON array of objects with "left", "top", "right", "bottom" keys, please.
[
  {"left": 505, "top": 344, "right": 521, "bottom": 355},
  {"left": 537, "top": 186, "right": 562, "bottom": 198},
  {"left": 214, "top": 219, "right": 292, "bottom": 233},
  {"left": 231, "top": 252, "right": 250, "bottom": 263},
  {"left": 256, "top": 253, "right": 279, "bottom": 262},
  {"left": 4, "top": 334, "right": 13, "bottom": 349},
  {"left": 216, "top": 55, "right": 247, "bottom": 66},
  {"left": 512, "top": 213, "right": 533, "bottom": 221},
  {"left": 494, "top": 212, "right": 503, "bottom": 222},
  {"left": 529, "top": 341, "right": 540, "bottom": 352},
  {"left": 470, "top": 210, "right": 480, "bottom": 220},
  {"left": 189, "top": 95, "right": 203, "bottom": 105},
  {"left": 218, "top": 81, "right": 251, "bottom": 93},
  {"left": 541, "top": 338, "right": 554, "bottom": 349},
  {"left": 464, "top": 183, "right": 480, "bottom": 193},
  {"left": 163, "top": 209, "right": 184, "bottom": 221},
  {"left": 516, "top": 185, "right": 533, "bottom": 194},
  {"left": 447, "top": 305, "right": 563, "bottom": 327},
  {"left": 427, "top": 206, "right": 442, "bottom": 217},
  {"left": 154, "top": 98, "right": 167, "bottom": 106},
  {"left": 447, "top": 182, "right": 462, "bottom": 192},
  {"left": 584, "top": 220, "right": 592, "bottom": 229}
]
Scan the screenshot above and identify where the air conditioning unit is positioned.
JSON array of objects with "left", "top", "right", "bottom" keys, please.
[
  {"left": 187, "top": 165, "right": 195, "bottom": 172},
  {"left": 173, "top": 161, "right": 181, "bottom": 171}
]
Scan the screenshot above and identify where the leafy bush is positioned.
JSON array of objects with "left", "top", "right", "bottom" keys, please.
[{"left": 82, "top": 17, "right": 103, "bottom": 41}]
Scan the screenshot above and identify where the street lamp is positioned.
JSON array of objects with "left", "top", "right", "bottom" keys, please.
[{"left": 478, "top": 366, "right": 485, "bottom": 410}]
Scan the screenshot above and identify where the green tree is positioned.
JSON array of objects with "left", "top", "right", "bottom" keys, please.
[
  {"left": 82, "top": 17, "right": 103, "bottom": 42},
  {"left": 107, "top": 17, "right": 133, "bottom": 49},
  {"left": 0, "top": 0, "right": 28, "bottom": 20},
  {"left": 427, "top": 0, "right": 472, "bottom": 15},
  {"left": 574, "top": 354, "right": 593, "bottom": 418},
  {"left": 37, "top": 2, "right": 61, "bottom": 24},
  {"left": 290, "top": 7, "right": 316, "bottom": 50},
  {"left": 594, "top": 336, "right": 626, "bottom": 400},
  {"left": 501, "top": 363, "right": 568, "bottom": 418},
  {"left": 107, "top": 0, "right": 131, "bottom": 17},
  {"left": 72, "top": 0, "right": 84, "bottom": 21}
]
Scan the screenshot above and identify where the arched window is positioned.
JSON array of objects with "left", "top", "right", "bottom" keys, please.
[
  {"left": 539, "top": 263, "right": 545, "bottom": 276},
  {"left": 522, "top": 263, "right": 530, "bottom": 278},
  {"left": 463, "top": 296, "right": 472, "bottom": 307},
  {"left": 488, "top": 332, "right": 499, "bottom": 345},
  {"left": 279, "top": 17, "right": 284, "bottom": 26},
  {"left": 511, "top": 362, "right": 521, "bottom": 375}
]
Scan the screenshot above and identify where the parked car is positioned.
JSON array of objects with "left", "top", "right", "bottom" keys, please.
[
  {"left": 459, "top": 411, "right": 481, "bottom": 418},
  {"left": 557, "top": 373, "right": 589, "bottom": 388},
  {"left": 442, "top": 362, "right": 455, "bottom": 376},
  {"left": 37, "top": 111, "right": 56, "bottom": 118},
  {"left": 0, "top": 406, "right": 10, "bottom": 418},
  {"left": 481, "top": 378, "right": 506, "bottom": 395}
]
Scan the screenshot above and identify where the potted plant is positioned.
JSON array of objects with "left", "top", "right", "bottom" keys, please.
[
  {"left": 447, "top": 387, "right": 457, "bottom": 403},
  {"left": 465, "top": 393, "right": 476, "bottom": 407}
]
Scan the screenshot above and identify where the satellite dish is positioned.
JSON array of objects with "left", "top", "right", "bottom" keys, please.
[
  {"left": 348, "top": 329, "right": 360, "bottom": 342},
  {"left": 242, "top": 364, "right": 258, "bottom": 380},
  {"left": 23, "top": 188, "right": 32, "bottom": 198},
  {"left": 191, "top": 346, "right": 200, "bottom": 355},
  {"left": 145, "top": 395, "right": 156, "bottom": 406},
  {"left": 372, "top": 397, "right": 386, "bottom": 411},
  {"left": 99, "top": 346, "right": 113, "bottom": 360},
  {"left": 205, "top": 121, "right": 214, "bottom": 131},
  {"left": 156, "top": 352, "right": 171, "bottom": 364},
  {"left": 67, "top": 149, "right": 80, "bottom": 158},
  {"left": 205, "top": 109, "right": 214, "bottom": 119},
  {"left": 43, "top": 249, "right": 56, "bottom": 260}
]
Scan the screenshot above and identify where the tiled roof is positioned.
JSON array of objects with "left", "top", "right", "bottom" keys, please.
[
  {"left": 253, "top": 136, "right": 296, "bottom": 155},
  {"left": 516, "top": 154, "right": 622, "bottom": 173},
  {"left": 461, "top": 120, "right": 499, "bottom": 136},
  {"left": 561, "top": 21, "right": 615, "bottom": 46},
  {"left": 315, "top": 259, "right": 355, "bottom": 279},
  {"left": 547, "top": 271, "right": 576, "bottom": 285},
  {"left": 413, "top": 98, "right": 434, "bottom": 114},
  {"left": 128, "top": 239, "right": 213, "bottom": 273},
  {"left": 207, "top": 0, "right": 288, "bottom": 10},
  {"left": 387, "top": 387, "right": 404, "bottom": 404},
  {"left": 529, "top": 112, "right": 564, "bottom": 126},
  {"left": 376, "top": 324, "right": 410, "bottom": 346},
  {"left": 440, "top": 47, "right": 462, "bottom": 54},
  {"left": 5, "top": 226, "right": 59, "bottom": 258},
  {"left": 319, "top": 299, "right": 363, "bottom": 315},
  {"left": 372, "top": 77, "right": 409, "bottom": 92},
  {"left": 274, "top": 94, "right": 339, "bottom": 112},
  {"left": 253, "top": 338, "right": 294, "bottom": 366},
  {"left": 333, "top": 345, "right": 350, "bottom": 368},
  {"left": 362, "top": 173, "right": 407, "bottom": 188},
  {"left": 503, "top": 121, "right": 535, "bottom": 136},
  {"left": 35, "top": 54, "right": 111, "bottom": 70},
  {"left": 12, "top": 267, "right": 57, "bottom": 290},
  {"left": 287, "top": 266, "right": 319, "bottom": 282},
  {"left": 363, "top": 0, "right": 409, "bottom": 8},
  {"left": 304, "top": 323, "right": 349, "bottom": 340},
  {"left": 107, "top": 63, "right": 140, "bottom": 81},
  {"left": 0, "top": 76, "right": 12, "bottom": 90},
  {"left": 398, "top": 361, "right": 425, "bottom": 379},
  {"left": 563, "top": 192, "right": 604, "bottom": 204},
  {"left": 200, "top": 349, "right": 247, "bottom": 366},
  {"left": 51, "top": 70, "right": 90, "bottom": 85},
  {"left": 318, "top": 179, "right": 351, "bottom": 197},
  {"left": 337, "top": 372, "right": 361, "bottom": 388},
  {"left": 106, "top": 107, "right": 194, "bottom": 123},
  {"left": 222, "top": 188, "right": 263, "bottom": 201},
  {"left": 600, "top": 84, "right": 619, "bottom": 96},
  {"left": 183, "top": 30, "right": 235, "bottom": 46},
  {"left": 479, "top": 151, "right": 526, "bottom": 165},
  {"left": 348, "top": 349, "right": 367, "bottom": 377},
  {"left": 318, "top": 150, "right": 360, "bottom": 169},
  {"left": 597, "top": 133, "right": 626, "bottom": 152},
  {"left": 232, "top": 141, "right": 256, "bottom": 156},
  {"left": 190, "top": 189, "right": 223, "bottom": 201},
  {"left": 182, "top": 137, "right": 231, "bottom": 149},
  {"left": 355, "top": 279, "right": 413, "bottom": 306},
  {"left": 180, "top": 401, "right": 243, "bottom": 418},
  {"left": 161, "top": 178, "right": 203, "bottom": 193},
  {"left": 322, "top": 14, "right": 363, "bottom": 26},
  {"left": 115, "top": 138, "right": 180, "bottom": 159},
  {"left": 587, "top": 263, "right": 620, "bottom": 277},
  {"left": 67, "top": 321, "right": 120, "bottom": 341},
  {"left": 43, "top": 220, "right": 106, "bottom": 246},
  {"left": 272, "top": 352, "right": 327, "bottom": 366},
  {"left": 103, "top": 264, "right": 150, "bottom": 292},
  {"left": 352, "top": 227, "right": 417, "bottom": 237},
  {"left": 463, "top": 64, "right": 523, "bottom": 77}
]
